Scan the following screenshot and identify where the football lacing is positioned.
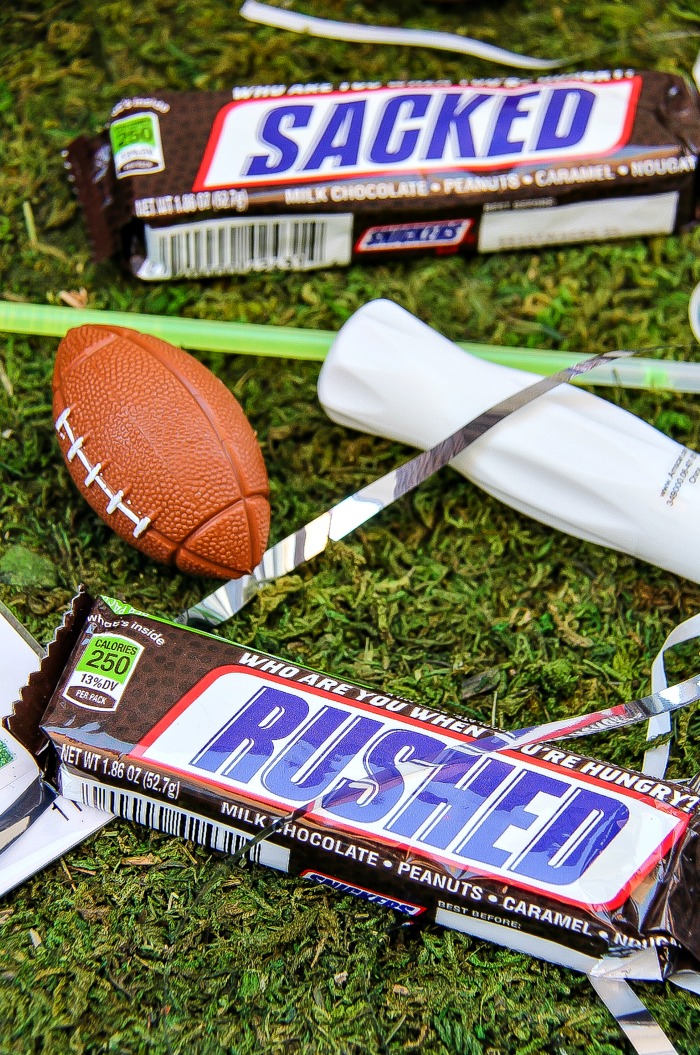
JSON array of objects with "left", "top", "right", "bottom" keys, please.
[{"left": 55, "top": 407, "right": 152, "bottom": 539}]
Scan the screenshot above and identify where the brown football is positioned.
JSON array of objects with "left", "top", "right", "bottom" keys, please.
[{"left": 53, "top": 324, "right": 270, "bottom": 578}]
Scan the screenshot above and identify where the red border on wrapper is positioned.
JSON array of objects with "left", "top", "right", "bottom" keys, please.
[{"left": 192, "top": 78, "right": 643, "bottom": 193}]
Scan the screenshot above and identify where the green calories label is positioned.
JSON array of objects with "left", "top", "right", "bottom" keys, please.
[
  {"left": 0, "top": 740, "right": 13, "bottom": 769},
  {"left": 110, "top": 114, "right": 157, "bottom": 153},
  {"left": 110, "top": 112, "right": 164, "bottom": 177},
  {"left": 76, "top": 634, "right": 142, "bottom": 686}
]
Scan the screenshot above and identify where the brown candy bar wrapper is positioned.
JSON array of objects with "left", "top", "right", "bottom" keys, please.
[
  {"left": 64, "top": 70, "right": 700, "bottom": 279},
  {"left": 38, "top": 596, "right": 700, "bottom": 980}
]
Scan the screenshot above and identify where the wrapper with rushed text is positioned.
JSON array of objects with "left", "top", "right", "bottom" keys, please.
[{"left": 41, "top": 596, "right": 700, "bottom": 979}]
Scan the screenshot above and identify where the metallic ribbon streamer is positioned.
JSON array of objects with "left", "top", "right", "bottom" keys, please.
[
  {"left": 644, "top": 611, "right": 700, "bottom": 778},
  {"left": 239, "top": 0, "right": 562, "bottom": 70},
  {"left": 465, "top": 667, "right": 700, "bottom": 756},
  {"left": 588, "top": 977, "right": 680, "bottom": 1055},
  {"left": 180, "top": 349, "right": 626, "bottom": 629}
]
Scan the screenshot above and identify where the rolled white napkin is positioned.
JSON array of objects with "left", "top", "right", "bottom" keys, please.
[{"left": 318, "top": 299, "right": 700, "bottom": 583}]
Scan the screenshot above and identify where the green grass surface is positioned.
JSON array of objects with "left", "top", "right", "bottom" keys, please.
[{"left": 3, "top": 1, "right": 700, "bottom": 1052}]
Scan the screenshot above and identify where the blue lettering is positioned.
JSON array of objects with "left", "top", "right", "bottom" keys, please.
[
  {"left": 263, "top": 710, "right": 382, "bottom": 800},
  {"left": 388, "top": 754, "right": 513, "bottom": 847},
  {"left": 535, "top": 88, "right": 595, "bottom": 151},
  {"left": 191, "top": 686, "right": 306, "bottom": 782},
  {"left": 487, "top": 91, "right": 539, "bottom": 157},
  {"left": 369, "top": 94, "right": 430, "bottom": 165},
  {"left": 302, "top": 100, "right": 366, "bottom": 171},
  {"left": 324, "top": 728, "right": 443, "bottom": 824},
  {"left": 456, "top": 769, "right": 569, "bottom": 867},
  {"left": 244, "top": 104, "right": 312, "bottom": 176},
  {"left": 513, "top": 787, "right": 628, "bottom": 886},
  {"left": 423, "top": 92, "right": 490, "bottom": 161}
]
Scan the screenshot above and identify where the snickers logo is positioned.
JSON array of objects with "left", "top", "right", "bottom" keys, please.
[
  {"left": 193, "top": 79, "right": 640, "bottom": 191},
  {"left": 357, "top": 219, "right": 473, "bottom": 253},
  {"left": 133, "top": 667, "right": 685, "bottom": 911},
  {"left": 301, "top": 870, "right": 424, "bottom": 916}
]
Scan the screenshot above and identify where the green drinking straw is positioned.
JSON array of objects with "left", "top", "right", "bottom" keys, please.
[{"left": 0, "top": 300, "right": 697, "bottom": 392}]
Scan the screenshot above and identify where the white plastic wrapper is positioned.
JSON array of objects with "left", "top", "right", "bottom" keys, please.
[
  {"left": 318, "top": 300, "right": 700, "bottom": 583},
  {"left": 0, "top": 601, "right": 109, "bottom": 895}
]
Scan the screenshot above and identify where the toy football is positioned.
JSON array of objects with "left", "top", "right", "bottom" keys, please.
[{"left": 53, "top": 325, "right": 270, "bottom": 578}]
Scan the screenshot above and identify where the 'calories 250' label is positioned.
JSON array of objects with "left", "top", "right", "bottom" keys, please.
[
  {"left": 129, "top": 662, "right": 686, "bottom": 913},
  {"left": 193, "top": 79, "right": 641, "bottom": 191},
  {"left": 110, "top": 112, "right": 165, "bottom": 178},
  {"left": 62, "top": 632, "right": 144, "bottom": 712}
]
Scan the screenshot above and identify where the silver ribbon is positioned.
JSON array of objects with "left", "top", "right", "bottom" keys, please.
[
  {"left": 644, "top": 611, "right": 700, "bottom": 778},
  {"left": 180, "top": 349, "right": 627, "bottom": 629},
  {"left": 239, "top": 1, "right": 563, "bottom": 71},
  {"left": 588, "top": 977, "right": 680, "bottom": 1055}
]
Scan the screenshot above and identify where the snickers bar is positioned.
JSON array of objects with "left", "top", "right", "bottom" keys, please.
[
  {"left": 34, "top": 596, "right": 700, "bottom": 980},
  {"left": 65, "top": 70, "right": 700, "bottom": 279}
]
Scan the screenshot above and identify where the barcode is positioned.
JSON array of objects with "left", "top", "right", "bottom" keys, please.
[
  {"left": 138, "top": 213, "right": 353, "bottom": 279},
  {"left": 60, "top": 771, "right": 290, "bottom": 871}
]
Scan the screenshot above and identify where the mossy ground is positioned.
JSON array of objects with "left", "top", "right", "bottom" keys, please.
[{"left": 3, "top": 1, "right": 700, "bottom": 1052}]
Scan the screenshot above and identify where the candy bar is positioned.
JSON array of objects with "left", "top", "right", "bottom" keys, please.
[
  {"left": 65, "top": 70, "right": 700, "bottom": 279},
  {"left": 37, "top": 595, "right": 700, "bottom": 979}
]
